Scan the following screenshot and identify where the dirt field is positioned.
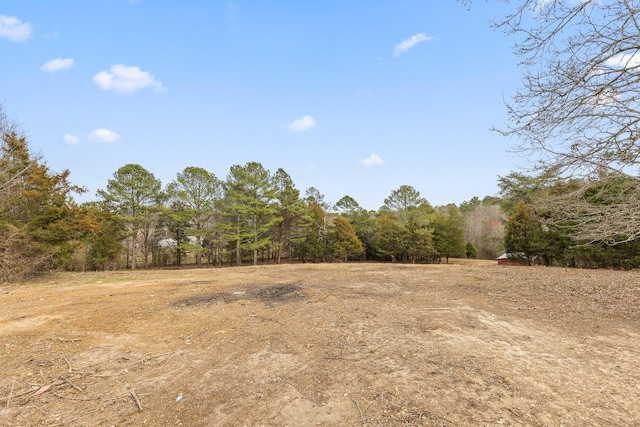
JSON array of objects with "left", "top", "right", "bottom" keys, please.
[{"left": 1, "top": 260, "right": 639, "bottom": 426}]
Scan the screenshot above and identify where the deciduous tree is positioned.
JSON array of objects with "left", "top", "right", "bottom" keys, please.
[{"left": 470, "top": 0, "right": 640, "bottom": 244}]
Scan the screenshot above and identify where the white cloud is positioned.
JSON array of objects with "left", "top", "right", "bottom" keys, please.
[
  {"left": 605, "top": 53, "right": 640, "bottom": 69},
  {"left": 0, "top": 15, "right": 32, "bottom": 42},
  {"left": 63, "top": 134, "right": 80, "bottom": 145},
  {"left": 93, "top": 64, "right": 165, "bottom": 93},
  {"left": 393, "top": 33, "right": 433, "bottom": 57},
  {"left": 41, "top": 58, "right": 74, "bottom": 73},
  {"left": 88, "top": 128, "right": 120, "bottom": 143},
  {"left": 361, "top": 153, "right": 384, "bottom": 167},
  {"left": 285, "top": 115, "right": 317, "bottom": 132}
]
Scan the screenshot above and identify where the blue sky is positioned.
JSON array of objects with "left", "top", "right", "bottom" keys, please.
[{"left": 1, "top": 0, "right": 523, "bottom": 210}]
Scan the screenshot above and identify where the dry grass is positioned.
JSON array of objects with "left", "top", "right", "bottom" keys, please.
[{"left": 1, "top": 260, "right": 639, "bottom": 426}]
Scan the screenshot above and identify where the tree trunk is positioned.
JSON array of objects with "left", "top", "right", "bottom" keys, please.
[
  {"left": 175, "top": 228, "right": 181, "bottom": 267},
  {"left": 131, "top": 235, "right": 137, "bottom": 270},
  {"left": 196, "top": 236, "right": 202, "bottom": 268},
  {"left": 253, "top": 222, "right": 258, "bottom": 266},
  {"left": 236, "top": 215, "right": 241, "bottom": 266}
]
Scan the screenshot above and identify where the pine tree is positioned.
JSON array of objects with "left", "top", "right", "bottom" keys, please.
[
  {"left": 165, "top": 167, "right": 222, "bottom": 267},
  {"left": 96, "top": 164, "right": 162, "bottom": 269},
  {"left": 222, "top": 162, "right": 279, "bottom": 266},
  {"left": 504, "top": 201, "right": 543, "bottom": 265}
]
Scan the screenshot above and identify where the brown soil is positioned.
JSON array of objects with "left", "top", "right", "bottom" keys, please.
[{"left": 1, "top": 260, "right": 639, "bottom": 426}]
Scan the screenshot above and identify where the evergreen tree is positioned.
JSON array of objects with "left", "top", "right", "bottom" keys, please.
[
  {"left": 383, "top": 185, "right": 426, "bottom": 223},
  {"left": 375, "top": 213, "right": 406, "bottom": 262},
  {"left": 297, "top": 201, "right": 327, "bottom": 263},
  {"left": 503, "top": 201, "right": 543, "bottom": 265},
  {"left": 466, "top": 242, "right": 479, "bottom": 259},
  {"left": 433, "top": 205, "right": 466, "bottom": 263},
  {"left": 376, "top": 186, "right": 435, "bottom": 262},
  {"left": 335, "top": 195, "right": 360, "bottom": 217},
  {"left": 222, "top": 162, "right": 279, "bottom": 266},
  {"left": 272, "top": 168, "right": 306, "bottom": 263},
  {"left": 165, "top": 167, "right": 222, "bottom": 267},
  {"left": 96, "top": 164, "right": 162, "bottom": 269},
  {"left": 349, "top": 208, "right": 378, "bottom": 261},
  {"left": 329, "top": 216, "right": 363, "bottom": 261},
  {"left": 1, "top": 118, "right": 88, "bottom": 280},
  {"left": 82, "top": 202, "right": 125, "bottom": 270}
]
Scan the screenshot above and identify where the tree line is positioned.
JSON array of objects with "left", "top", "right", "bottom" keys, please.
[
  {"left": 6, "top": 100, "right": 640, "bottom": 281},
  {"left": 3, "top": 107, "right": 510, "bottom": 281},
  {"left": 84, "top": 164, "right": 473, "bottom": 271},
  {"left": 500, "top": 171, "right": 640, "bottom": 269}
]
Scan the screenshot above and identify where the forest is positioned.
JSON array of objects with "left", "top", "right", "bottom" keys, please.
[{"left": 3, "top": 103, "right": 640, "bottom": 283}]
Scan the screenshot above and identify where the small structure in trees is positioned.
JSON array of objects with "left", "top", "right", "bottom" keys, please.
[{"left": 497, "top": 253, "right": 529, "bottom": 266}]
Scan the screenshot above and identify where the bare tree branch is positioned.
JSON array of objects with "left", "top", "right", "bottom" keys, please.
[{"left": 470, "top": 0, "right": 640, "bottom": 244}]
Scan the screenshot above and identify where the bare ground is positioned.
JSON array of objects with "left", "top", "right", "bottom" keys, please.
[{"left": 1, "top": 260, "right": 639, "bottom": 426}]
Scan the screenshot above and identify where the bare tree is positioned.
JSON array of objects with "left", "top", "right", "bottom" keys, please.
[
  {"left": 470, "top": 0, "right": 640, "bottom": 244},
  {"left": 0, "top": 105, "right": 30, "bottom": 213},
  {"left": 463, "top": 204, "right": 505, "bottom": 259}
]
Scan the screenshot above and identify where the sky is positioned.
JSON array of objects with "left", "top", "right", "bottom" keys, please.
[{"left": 1, "top": 0, "right": 525, "bottom": 210}]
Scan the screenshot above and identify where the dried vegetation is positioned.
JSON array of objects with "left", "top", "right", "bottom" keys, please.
[{"left": 1, "top": 261, "right": 639, "bottom": 426}]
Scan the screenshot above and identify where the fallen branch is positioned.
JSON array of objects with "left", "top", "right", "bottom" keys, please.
[
  {"left": 508, "top": 407, "right": 524, "bottom": 418},
  {"left": 131, "top": 391, "right": 143, "bottom": 412},
  {"left": 350, "top": 398, "right": 365, "bottom": 426},
  {"left": 0, "top": 386, "right": 38, "bottom": 402},
  {"left": 33, "top": 384, "right": 53, "bottom": 397},
  {"left": 89, "top": 373, "right": 121, "bottom": 378},
  {"left": 129, "top": 352, "right": 172, "bottom": 367},
  {"left": 53, "top": 393, "right": 100, "bottom": 401},
  {"left": 60, "top": 376, "right": 83, "bottom": 392},
  {"left": 54, "top": 337, "right": 82, "bottom": 343},
  {"left": 63, "top": 357, "right": 72, "bottom": 372},
  {"left": 5, "top": 379, "right": 15, "bottom": 408}
]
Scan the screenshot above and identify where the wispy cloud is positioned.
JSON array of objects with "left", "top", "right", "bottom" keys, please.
[
  {"left": 393, "top": 33, "right": 433, "bottom": 57},
  {"left": 41, "top": 58, "right": 74, "bottom": 73},
  {"left": 88, "top": 129, "right": 120, "bottom": 143},
  {"left": 63, "top": 134, "right": 80, "bottom": 145},
  {"left": 0, "top": 15, "right": 32, "bottom": 42},
  {"left": 93, "top": 64, "right": 164, "bottom": 93},
  {"left": 361, "top": 153, "right": 384, "bottom": 167},
  {"left": 605, "top": 53, "right": 640, "bottom": 69},
  {"left": 285, "top": 115, "right": 317, "bottom": 132}
]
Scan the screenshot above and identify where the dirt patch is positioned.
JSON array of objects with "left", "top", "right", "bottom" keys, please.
[
  {"left": 1, "top": 261, "right": 639, "bottom": 426},
  {"left": 173, "top": 283, "right": 305, "bottom": 307}
]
